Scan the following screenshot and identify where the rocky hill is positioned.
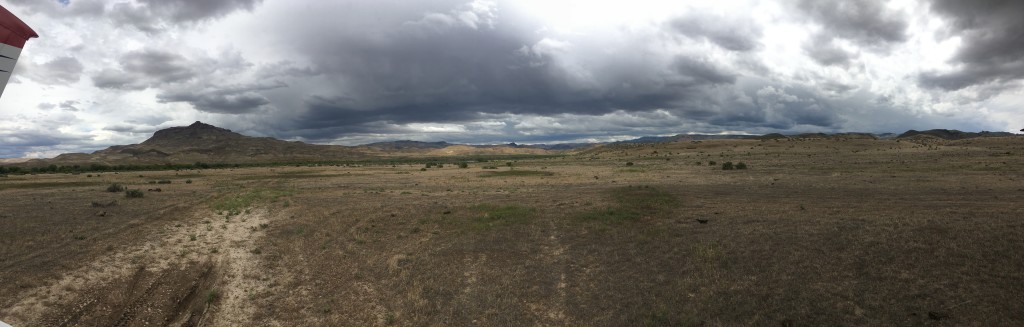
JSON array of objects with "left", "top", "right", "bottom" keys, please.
[
  {"left": 45, "top": 121, "right": 369, "bottom": 165},
  {"left": 896, "top": 129, "right": 1015, "bottom": 140}
]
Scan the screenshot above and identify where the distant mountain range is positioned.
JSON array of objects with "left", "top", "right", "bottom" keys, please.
[{"left": 5, "top": 122, "right": 1021, "bottom": 167}]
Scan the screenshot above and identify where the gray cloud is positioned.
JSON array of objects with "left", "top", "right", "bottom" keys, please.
[
  {"left": 918, "top": 0, "right": 1024, "bottom": 90},
  {"left": 9, "top": 0, "right": 261, "bottom": 32},
  {"left": 803, "top": 34, "right": 858, "bottom": 67},
  {"left": 92, "top": 49, "right": 196, "bottom": 90},
  {"left": 670, "top": 13, "right": 762, "bottom": 52},
  {"left": 158, "top": 88, "right": 271, "bottom": 114},
  {"left": 18, "top": 56, "right": 85, "bottom": 85},
  {"left": 139, "top": 0, "right": 263, "bottom": 23},
  {"left": 5, "top": 0, "right": 105, "bottom": 17},
  {"left": 792, "top": 0, "right": 908, "bottom": 49},
  {"left": 59, "top": 100, "right": 81, "bottom": 111}
]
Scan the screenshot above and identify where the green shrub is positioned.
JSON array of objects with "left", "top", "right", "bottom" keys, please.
[
  {"left": 125, "top": 189, "right": 144, "bottom": 198},
  {"left": 207, "top": 289, "right": 219, "bottom": 304},
  {"left": 625, "top": 162, "right": 634, "bottom": 166},
  {"left": 459, "top": 162, "right": 469, "bottom": 168},
  {"left": 157, "top": 180, "right": 172, "bottom": 184},
  {"left": 722, "top": 162, "right": 734, "bottom": 170},
  {"left": 107, "top": 183, "right": 125, "bottom": 192},
  {"left": 736, "top": 162, "right": 747, "bottom": 169},
  {"left": 709, "top": 161, "right": 717, "bottom": 166},
  {"left": 186, "top": 179, "right": 193, "bottom": 184}
]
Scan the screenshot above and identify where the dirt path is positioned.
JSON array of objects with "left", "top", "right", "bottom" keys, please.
[{"left": 2, "top": 206, "right": 276, "bottom": 326}]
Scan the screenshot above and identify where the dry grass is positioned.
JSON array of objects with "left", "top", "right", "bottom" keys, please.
[{"left": 1, "top": 137, "right": 1023, "bottom": 325}]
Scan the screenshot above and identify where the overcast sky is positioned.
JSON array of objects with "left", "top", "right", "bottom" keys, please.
[{"left": 1, "top": 0, "right": 1022, "bottom": 158}]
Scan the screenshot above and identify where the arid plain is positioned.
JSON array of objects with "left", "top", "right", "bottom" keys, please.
[{"left": 1, "top": 136, "right": 1022, "bottom": 326}]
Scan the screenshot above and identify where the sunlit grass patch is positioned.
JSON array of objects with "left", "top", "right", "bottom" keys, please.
[{"left": 211, "top": 188, "right": 294, "bottom": 213}]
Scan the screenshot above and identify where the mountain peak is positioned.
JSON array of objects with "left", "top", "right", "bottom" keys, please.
[{"left": 143, "top": 122, "right": 241, "bottom": 147}]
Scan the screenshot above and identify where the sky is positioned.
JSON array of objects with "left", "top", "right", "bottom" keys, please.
[{"left": 1, "top": 0, "right": 1022, "bottom": 158}]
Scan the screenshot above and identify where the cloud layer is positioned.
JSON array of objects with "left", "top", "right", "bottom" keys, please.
[{"left": 1, "top": 0, "right": 1021, "bottom": 158}]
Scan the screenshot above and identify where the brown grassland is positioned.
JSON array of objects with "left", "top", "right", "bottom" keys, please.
[{"left": 1, "top": 137, "right": 1022, "bottom": 326}]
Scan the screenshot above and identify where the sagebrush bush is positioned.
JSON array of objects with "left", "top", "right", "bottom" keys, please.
[
  {"left": 107, "top": 183, "right": 125, "bottom": 192},
  {"left": 722, "top": 162, "right": 734, "bottom": 170},
  {"left": 736, "top": 162, "right": 748, "bottom": 169},
  {"left": 125, "top": 189, "right": 144, "bottom": 198}
]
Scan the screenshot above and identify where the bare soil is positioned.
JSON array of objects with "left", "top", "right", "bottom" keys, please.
[{"left": 1, "top": 137, "right": 1023, "bottom": 326}]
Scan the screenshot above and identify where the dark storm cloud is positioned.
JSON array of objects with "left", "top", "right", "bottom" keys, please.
[
  {"left": 670, "top": 13, "right": 762, "bottom": 52},
  {"left": 102, "top": 124, "right": 164, "bottom": 134},
  {"left": 10, "top": 0, "right": 261, "bottom": 31},
  {"left": 18, "top": 56, "right": 85, "bottom": 85},
  {"left": 671, "top": 56, "right": 737, "bottom": 85},
  {"left": 918, "top": 0, "right": 1024, "bottom": 90},
  {"left": 92, "top": 49, "right": 196, "bottom": 90},
  {"left": 158, "top": 88, "right": 270, "bottom": 114},
  {"left": 792, "top": 0, "right": 908, "bottom": 49},
  {"left": 274, "top": 1, "right": 757, "bottom": 136}
]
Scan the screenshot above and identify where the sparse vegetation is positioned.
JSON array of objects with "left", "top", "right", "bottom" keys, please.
[
  {"left": 207, "top": 289, "right": 219, "bottom": 304},
  {"left": 106, "top": 183, "right": 125, "bottom": 192},
  {"left": 479, "top": 170, "right": 553, "bottom": 177},
  {"left": 722, "top": 161, "right": 734, "bottom": 170},
  {"left": 467, "top": 204, "right": 536, "bottom": 229},
  {"left": 5, "top": 137, "right": 1024, "bottom": 326},
  {"left": 578, "top": 185, "right": 677, "bottom": 223},
  {"left": 125, "top": 189, "right": 144, "bottom": 198}
]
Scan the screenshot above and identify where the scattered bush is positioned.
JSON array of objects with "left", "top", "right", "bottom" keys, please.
[
  {"left": 207, "top": 289, "right": 219, "bottom": 304},
  {"left": 459, "top": 162, "right": 469, "bottom": 168},
  {"left": 185, "top": 179, "right": 193, "bottom": 184},
  {"left": 736, "top": 162, "right": 748, "bottom": 169},
  {"left": 709, "top": 161, "right": 717, "bottom": 166},
  {"left": 107, "top": 183, "right": 125, "bottom": 192},
  {"left": 157, "top": 180, "right": 172, "bottom": 184},
  {"left": 626, "top": 162, "right": 634, "bottom": 166},
  {"left": 125, "top": 189, "right": 144, "bottom": 198},
  {"left": 722, "top": 162, "right": 734, "bottom": 170}
]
